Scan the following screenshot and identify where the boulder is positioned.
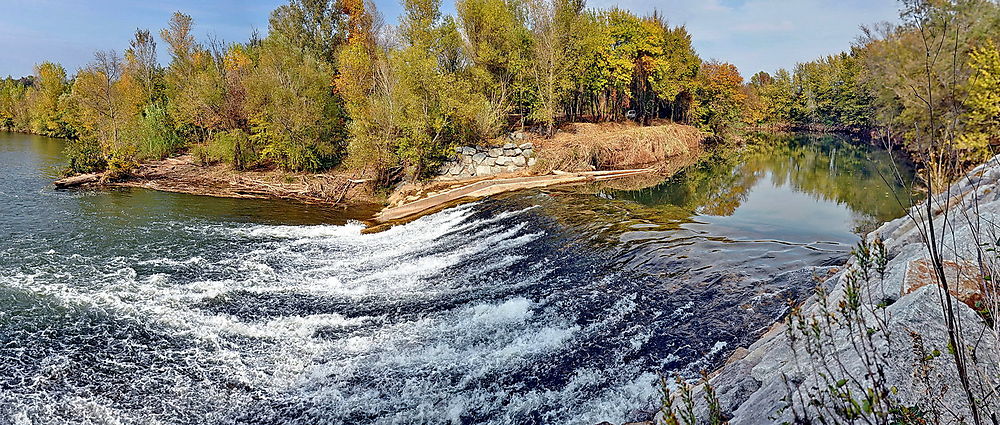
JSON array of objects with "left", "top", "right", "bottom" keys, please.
[
  {"left": 484, "top": 157, "right": 496, "bottom": 166},
  {"left": 462, "top": 146, "right": 477, "bottom": 155},
  {"left": 503, "top": 142, "right": 516, "bottom": 149},
  {"left": 475, "top": 164, "right": 492, "bottom": 176},
  {"left": 527, "top": 157, "right": 537, "bottom": 166},
  {"left": 448, "top": 165, "right": 462, "bottom": 175},
  {"left": 512, "top": 156, "right": 527, "bottom": 167},
  {"left": 495, "top": 156, "right": 511, "bottom": 166},
  {"left": 488, "top": 148, "right": 502, "bottom": 158},
  {"left": 903, "top": 258, "right": 986, "bottom": 309},
  {"left": 472, "top": 153, "right": 487, "bottom": 163},
  {"left": 518, "top": 142, "right": 534, "bottom": 150},
  {"left": 523, "top": 148, "right": 534, "bottom": 158},
  {"left": 503, "top": 148, "right": 516, "bottom": 156}
]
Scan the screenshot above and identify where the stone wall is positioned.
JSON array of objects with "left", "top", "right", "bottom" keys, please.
[{"left": 440, "top": 142, "right": 537, "bottom": 179}]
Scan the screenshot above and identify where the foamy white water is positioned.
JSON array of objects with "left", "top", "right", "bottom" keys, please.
[{"left": 2, "top": 201, "right": 688, "bottom": 425}]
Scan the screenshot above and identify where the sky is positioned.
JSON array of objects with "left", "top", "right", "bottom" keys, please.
[{"left": 0, "top": 0, "right": 901, "bottom": 79}]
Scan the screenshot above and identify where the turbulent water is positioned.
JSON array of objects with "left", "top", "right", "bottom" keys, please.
[{"left": 0, "top": 132, "right": 918, "bottom": 425}]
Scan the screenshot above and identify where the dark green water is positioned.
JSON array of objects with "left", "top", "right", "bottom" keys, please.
[{"left": 0, "top": 131, "right": 918, "bottom": 425}]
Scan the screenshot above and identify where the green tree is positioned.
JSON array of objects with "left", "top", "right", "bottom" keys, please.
[
  {"left": 269, "top": 0, "right": 346, "bottom": 64},
  {"left": 245, "top": 34, "right": 345, "bottom": 171},
  {"left": 26, "top": 62, "right": 71, "bottom": 137},
  {"left": 527, "top": 0, "right": 575, "bottom": 135},
  {"left": 65, "top": 50, "right": 142, "bottom": 174},
  {"left": 0, "top": 78, "right": 28, "bottom": 131},
  {"left": 959, "top": 40, "right": 1000, "bottom": 162},
  {"left": 338, "top": 0, "right": 401, "bottom": 183},
  {"left": 457, "top": 0, "right": 533, "bottom": 124},
  {"left": 693, "top": 60, "right": 745, "bottom": 138}
]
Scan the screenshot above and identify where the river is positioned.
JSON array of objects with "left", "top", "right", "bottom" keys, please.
[{"left": 0, "top": 131, "right": 918, "bottom": 425}]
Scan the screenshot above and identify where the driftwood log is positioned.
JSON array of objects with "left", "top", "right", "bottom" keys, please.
[{"left": 53, "top": 173, "right": 101, "bottom": 188}]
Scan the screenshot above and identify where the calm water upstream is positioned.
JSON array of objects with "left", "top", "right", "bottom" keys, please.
[{"left": 0, "top": 131, "right": 918, "bottom": 424}]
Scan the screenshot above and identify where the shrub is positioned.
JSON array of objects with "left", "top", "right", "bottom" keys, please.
[{"left": 64, "top": 138, "right": 107, "bottom": 174}]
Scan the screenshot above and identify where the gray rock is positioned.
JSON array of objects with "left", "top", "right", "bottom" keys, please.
[
  {"left": 484, "top": 157, "right": 496, "bottom": 166},
  {"left": 461, "top": 155, "right": 473, "bottom": 164},
  {"left": 475, "top": 164, "right": 492, "bottom": 175},
  {"left": 503, "top": 148, "right": 516, "bottom": 156},
  {"left": 512, "top": 156, "right": 527, "bottom": 167},
  {"left": 527, "top": 157, "right": 537, "bottom": 166},
  {"left": 495, "top": 156, "right": 511, "bottom": 166},
  {"left": 449, "top": 165, "right": 462, "bottom": 175},
  {"left": 488, "top": 148, "right": 502, "bottom": 158},
  {"left": 686, "top": 158, "right": 1000, "bottom": 425},
  {"left": 522, "top": 148, "right": 534, "bottom": 158},
  {"left": 514, "top": 148, "right": 523, "bottom": 155},
  {"left": 503, "top": 142, "right": 516, "bottom": 149},
  {"left": 518, "top": 142, "right": 533, "bottom": 150},
  {"left": 462, "top": 146, "right": 477, "bottom": 155},
  {"left": 472, "top": 153, "right": 487, "bottom": 163}
]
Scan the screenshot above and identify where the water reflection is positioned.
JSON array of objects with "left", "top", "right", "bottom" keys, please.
[
  {"left": 610, "top": 132, "right": 920, "bottom": 237},
  {"left": 499, "top": 132, "right": 921, "bottom": 282}
]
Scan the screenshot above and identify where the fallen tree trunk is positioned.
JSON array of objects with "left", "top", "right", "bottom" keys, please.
[{"left": 53, "top": 173, "right": 101, "bottom": 188}]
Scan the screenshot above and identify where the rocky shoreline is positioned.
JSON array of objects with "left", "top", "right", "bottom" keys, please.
[{"left": 675, "top": 156, "right": 1000, "bottom": 424}]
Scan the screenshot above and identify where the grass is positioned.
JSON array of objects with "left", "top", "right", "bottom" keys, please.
[{"left": 532, "top": 121, "right": 705, "bottom": 173}]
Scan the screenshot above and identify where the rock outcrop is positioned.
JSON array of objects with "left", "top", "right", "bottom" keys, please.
[
  {"left": 678, "top": 156, "right": 1000, "bottom": 424},
  {"left": 440, "top": 142, "right": 537, "bottom": 178}
]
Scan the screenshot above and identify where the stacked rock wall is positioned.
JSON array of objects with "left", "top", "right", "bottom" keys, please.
[{"left": 441, "top": 142, "right": 537, "bottom": 179}]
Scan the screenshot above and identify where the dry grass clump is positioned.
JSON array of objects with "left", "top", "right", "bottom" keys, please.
[{"left": 533, "top": 122, "right": 704, "bottom": 173}]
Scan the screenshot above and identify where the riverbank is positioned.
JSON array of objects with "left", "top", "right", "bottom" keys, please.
[
  {"left": 52, "top": 122, "right": 705, "bottom": 226},
  {"left": 668, "top": 155, "right": 1000, "bottom": 424}
]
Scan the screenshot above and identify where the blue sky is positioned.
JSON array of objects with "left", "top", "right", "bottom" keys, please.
[{"left": 0, "top": 0, "right": 901, "bottom": 79}]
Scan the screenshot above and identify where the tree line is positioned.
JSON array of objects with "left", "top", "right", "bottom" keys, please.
[
  {"left": 2, "top": 0, "right": 997, "bottom": 184},
  {"left": 743, "top": 0, "right": 1000, "bottom": 175},
  {"left": 0, "top": 0, "right": 750, "bottom": 184}
]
